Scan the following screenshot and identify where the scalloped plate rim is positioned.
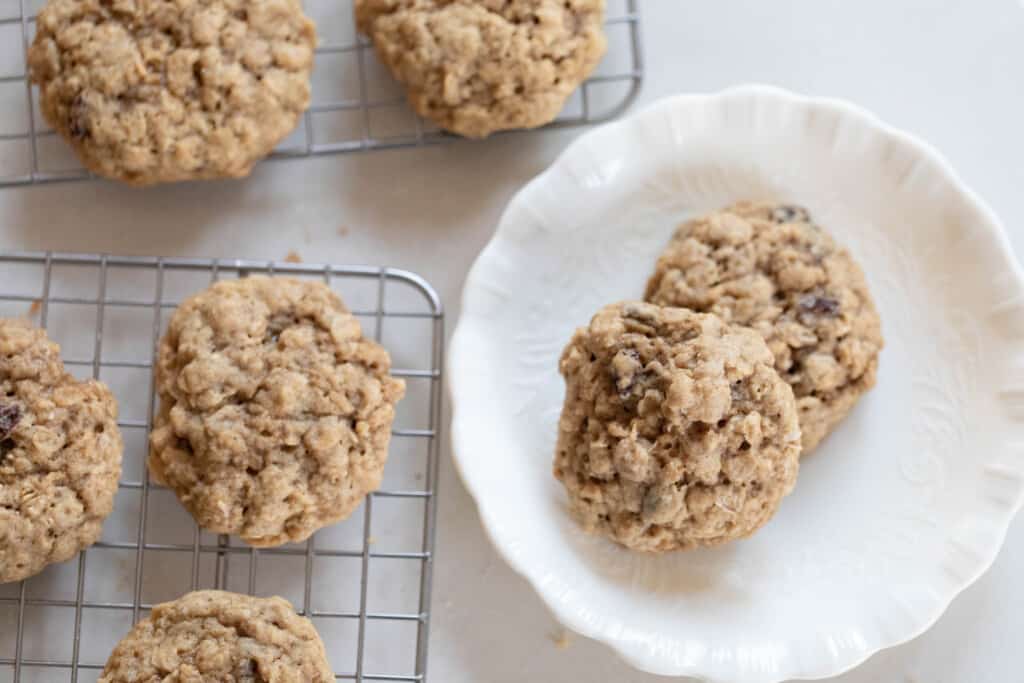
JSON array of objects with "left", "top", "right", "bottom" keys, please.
[{"left": 448, "top": 84, "right": 1024, "bottom": 682}]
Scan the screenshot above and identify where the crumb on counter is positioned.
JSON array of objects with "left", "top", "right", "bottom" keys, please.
[
  {"left": 284, "top": 250, "right": 302, "bottom": 263},
  {"left": 338, "top": 225, "right": 351, "bottom": 237},
  {"left": 26, "top": 300, "right": 42, "bottom": 317},
  {"left": 550, "top": 628, "right": 572, "bottom": 650}
]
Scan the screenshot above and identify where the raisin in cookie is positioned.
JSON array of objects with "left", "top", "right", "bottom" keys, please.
[
  {"left": 554, "top": 302, "right": 801, "bottom": 552},
  {"left": 149, "top": 277, "right": 405, "bottom": 547},
  {"left": 645, "top": 202, "right": 884, "bottom": 453},
  {"left": 28, "top": 0, "right": 316, "bottom": 185},
  {"left": 98, "top": 590, "right": 333, "bottom": 682},
  {"left": 355, "top": 0, "right": 607, "bottom": 138},
  {"left": 0, "top": 319, "right": 123, "bottom": 583}
]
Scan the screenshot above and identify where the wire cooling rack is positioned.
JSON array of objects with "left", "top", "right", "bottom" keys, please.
[
  {"left": 0, "top": 252, "right": 444, "bottom": 682},
  {"left": 0, "top": 0, "right": 643, "bottom": 187}
]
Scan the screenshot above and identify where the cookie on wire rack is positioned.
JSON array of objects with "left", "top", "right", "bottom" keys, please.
[
  {"left": 553, "top": 302, "right": 801, "bottom": 553},
  {"left": 149, "top": 276, "right": 406, "bottom": 547},
  {"left": 0, "top": 319, "right": 123, "bottom": 584},
  {"left": 355, "top": 0, "right": 607, "bottom": 138},
  {"left": 27, "top": 0, "right": 317, "bottom": 186},
  {"left": 98, "top": 590, "right": 334, "bottom": 682},
  {"left": 645, "top": 202, "right": 884, "bottom": 453}
]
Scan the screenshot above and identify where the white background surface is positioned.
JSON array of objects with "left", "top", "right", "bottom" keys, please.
[{"left": 1, "top": 1, "right": 1022, "bottom": 681}]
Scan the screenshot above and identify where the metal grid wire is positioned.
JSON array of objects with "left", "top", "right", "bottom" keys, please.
[
  {"left": 0, "top": 0, "right": 643, "bottom": 186},
  {"left": 0, "top": 252, "right": 445, "bottom": 682}
]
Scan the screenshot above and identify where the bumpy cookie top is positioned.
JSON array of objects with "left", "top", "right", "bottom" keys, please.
[
  {"left": 98, "top": 590, "right": 333, "bottom": 682},
  {"left": 149, "top": 277, "right": 405, "bottom": 547},
  {"left": 645, "top": 202, "right": 884, "bottom": 452},
  {"left": 554, "top": 302, "right": 801, "bottom": 552},
  {"left": 355, "top": 0, "right": 607, "bottom": 138},
  {"left": 0, "top": 319, "right": 122, "bottom": 584},
  {"left": 28, "top": 0, "right": 316, "bottom": 185}
]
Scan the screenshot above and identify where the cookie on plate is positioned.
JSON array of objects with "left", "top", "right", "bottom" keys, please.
[
  {"left": 645, "top": 202, "right": 884, "bottom": 453},
  {"left": 149, "top": 277, "right": 405, "bottom": 547},
  {"left": 98, "top": 590, "right": 333, "bottom": 682},
  {"left": 355, "top": 0, "right": 607, "bottom": 138},
  {"left": 553, "top": 302, "right": 801, "bottom": 552},
  {"left": 0, "top": 319, "right": 123, "bottom": 584},
  {"left": 27, "top": 0, "right": 317, "bottom": 185}
]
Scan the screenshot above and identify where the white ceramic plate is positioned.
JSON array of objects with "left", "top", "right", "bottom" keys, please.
[{"left": 448, "top": 85, "right": 1024, "bottom": 682}]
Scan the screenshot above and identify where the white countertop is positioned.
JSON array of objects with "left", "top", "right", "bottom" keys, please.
[{"left": 2, "top": 1, "right": 1022, "bottom": 680}]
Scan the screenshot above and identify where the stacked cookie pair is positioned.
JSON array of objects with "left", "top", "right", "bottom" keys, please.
[
  {"left": 554, "top": 202, "right": 884, "bottom": 552},
  {"left": 27, "top": 0, "right": 608, "bottom": 186}
]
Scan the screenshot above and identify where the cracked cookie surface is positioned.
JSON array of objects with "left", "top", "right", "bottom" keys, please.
[
  {"left": 149, "top": 277, "right": 405, "bottom": 547},
  {"left": 0, "top": 319, "right": 122, "bottom": 583},
  {"left": 355, "top": 0, "right": 607, "bottom": 138},
  {"left": 645, "top": 202, "right": 884, "bottom": 452},
  {"left": 98, "top": 590, "right": 333, "bottom": 682},
  {"left": 554, "top": 302, "right": 801, "bottom": 552},
  {"left": 28, "top": 0, "right": 316, "bottom": 185}
]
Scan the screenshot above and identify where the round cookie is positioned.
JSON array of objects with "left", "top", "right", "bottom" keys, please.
[
  {"left": 553, "top": 302, "right": 801, "bottom": 552},
  {"left": 355, "top": 0, "right": 607, "bottom": 138},
  {"left": 98, "top": 590, "right": 333, "bottom": 682},
  {"left": 28, "top": 0, "right": 317, "bottom": 185},
  {"left": 645, "top": 202, "right": 884, "bottom": 453},
  {"left": 149, "top": 277, "right": 406, "bottom": 547},
  {"left": 0, "top": 319, "right": 123, "bottom": 584}
]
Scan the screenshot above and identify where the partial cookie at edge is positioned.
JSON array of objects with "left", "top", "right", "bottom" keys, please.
[
  {"left": 356, "top": 0, "right": 607, "bottom": 138},
  {"left": 0, "top": 319, "right": 123, "bottom": 584},
  {"left": 27, "top": 0, "right": 317, "bottom": 185},
  {"left": 98, "top": 590, "right": 334, "bottom": 682}
]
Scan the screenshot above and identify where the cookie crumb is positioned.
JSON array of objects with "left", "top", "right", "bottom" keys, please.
[
  {"left": 338, "top": 225, "right": 350, "bottom": 237},
  {"left": 549, "top": 628, "right": 572, "bottom": 650},
  {"left": 284, "top": 250, "right": 303, "bottom": 263},
  {"left": 26, "top": 300, "right": 42, "bottom": 318},
  {"left": 366, "top": 536, "right": 376, "bottom": 545}
]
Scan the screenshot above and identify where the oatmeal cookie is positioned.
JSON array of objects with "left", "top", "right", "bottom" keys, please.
[
  {"left": 355, "top": 0, "right": 607, "bottom": 138},
  {"left": 0, "top": 319, "right": 123, "bottom": 584},
  {"left": 149, "top": 277, "right": 405, "bottom": 547},
  {"left": 553, "top": 302, "right": 801, "bottom": 552},
  {"left": 98, "top": 590, "right": 333, "bottom": 682},
  {"left": 28, "top": 0, "right": 316, "bottom": 185},
  {"left": 645, "top": 202, "right": 884, "bottom": 452}
]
